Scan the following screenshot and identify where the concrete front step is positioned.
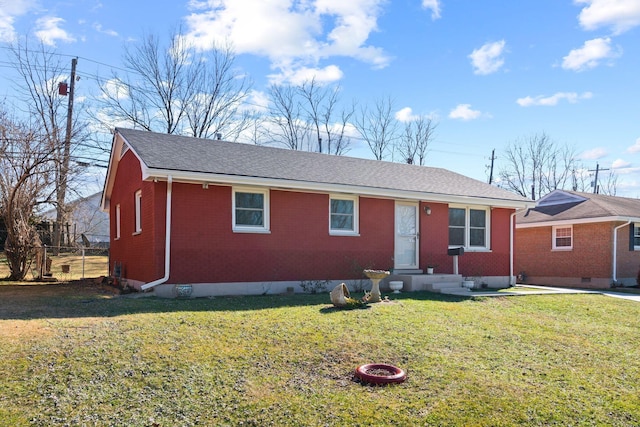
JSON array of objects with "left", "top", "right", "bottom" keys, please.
[
  {"left": 383, "top": 273, "right": 464, "bottom": 293},
  {"left": 431, "top": 281, "right": 464, "bottom": 290},
  {"left": 440, "top": 287, "right": 473, "bottom": 295}
]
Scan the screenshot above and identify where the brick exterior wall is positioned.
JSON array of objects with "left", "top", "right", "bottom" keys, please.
[
  {"left": 419, "top": 204, "right": 513, "bottom": 277},
  {"left": 109, "top": 155, "right": 516, "bottom": 285},
  {"left": 516, "top": 221, "right": 640, "bottom": 288},
  {"left": 109, "top": 150, "right": 165, "bottom": 283},
  {"left": 157, "top": 184, "right": 397, "bottom": 283}
]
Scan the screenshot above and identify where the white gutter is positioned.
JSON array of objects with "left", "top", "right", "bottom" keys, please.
[
  {"left": 612, "top": 220, "right": 631, "bottom": 284},
  {"left": 141, "top": 176, "right": 173, "bottom": 290}
]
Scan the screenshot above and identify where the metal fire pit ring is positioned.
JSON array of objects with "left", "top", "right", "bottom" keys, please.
[{"left": 355, "top": 363, "right": 407, "bottom": 385}]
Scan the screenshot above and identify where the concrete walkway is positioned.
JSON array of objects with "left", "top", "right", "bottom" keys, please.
[
  {"left": 443, "top": 284, "right": 640, "bottom": 302},
  {"left": 599, "top": 291, "right": 640, "bottom": 302}
]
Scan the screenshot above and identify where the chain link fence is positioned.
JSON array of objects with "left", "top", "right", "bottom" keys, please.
[{"left": 1, "top": 244, "right": 110, "bottom": 282}]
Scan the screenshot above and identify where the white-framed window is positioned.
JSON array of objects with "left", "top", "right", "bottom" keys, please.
[
  {"left": 552, "top": 225, "right": 572, "bottom": 250},
  {"left": 115, "top": 204, "right": 121, "bottom": 240},
  {"left": 233, "top": 188, "right": 270, "bottom": 233},
  {"left": 134, "top": 190, "right": 142, "bottom": 234},
  {"left": 633, "top": 223, "right": 640, "bottom": 250},
  {"left": 448, "top": 205, "right": 490, "bottom": 250},
  {"left": 329, "top": 195, "right": 359, "bottom": 235}
]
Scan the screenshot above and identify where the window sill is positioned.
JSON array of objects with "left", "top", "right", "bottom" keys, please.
[
  {"left": 233, "top": 228, "right": 271, "bottom": 234},
  {"left": 552, "top": 247, "right": 572, "bottom": 251},
  {"left": 330, "top": 231, "right": 360, "bottom": 237},
  {"left": 449, "top": 246, "right": 491, "bottom": 252}
]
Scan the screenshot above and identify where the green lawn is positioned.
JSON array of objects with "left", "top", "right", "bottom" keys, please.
[{"left": 1, "top": 285, "right": 639, "bottom": 426}]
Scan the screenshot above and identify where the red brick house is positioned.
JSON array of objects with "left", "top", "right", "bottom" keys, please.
[
  {"left": 101, "top": 128, "right": 532, "bottom": 297},
  {"left": 516, "top": 190, "right": 640, "bottom": 288}
]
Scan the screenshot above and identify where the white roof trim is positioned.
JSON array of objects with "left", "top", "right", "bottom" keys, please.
[
  {"left": 517, "top": 216, "right": 639, "bottom": 228},
  {"left": 142, "top": 168, "right": 535, "bottom": 209}
]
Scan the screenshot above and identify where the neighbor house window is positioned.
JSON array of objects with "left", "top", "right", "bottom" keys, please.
[
  {"left": 552, "top": 225, "right": 572, "bottom": 250},
  {"left": 329, "top": 195, "right": 359, "bottom": 235},
  {"left": 448, "top": 206, "right": 489, "bottom": 250},
  {"left": 233, "top": 188, "right": 270, "bottom": 233},
  {"left": 115, "top": 204, "right": 121, "bottom": 239},
  {"left": 633, "top": 224, "right": 640, "bottom": 250},
  {"left": 134, "top": 190, "right": 142, "bottom": 234}
]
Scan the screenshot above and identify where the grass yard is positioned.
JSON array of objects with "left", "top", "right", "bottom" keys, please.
[{"left": 0, "top": 283, "right": 639, "bottom": 426}]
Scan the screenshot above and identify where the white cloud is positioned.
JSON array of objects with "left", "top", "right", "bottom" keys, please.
[
  {"left": 101, "top": 78, "right": 129, "bottom": 101},
  {"left": 268, "top": 64, "right": 343, "bottom": 86},
  {"left": 395, "top": 107, "right": 419, "bottom": 122},
  {"left": 182, "top": 0, "right": 390, "bottom": 85},
  {"left": 580, "top": 147, "right": 608, "bottom": 160},
  {"left": 0, "top": 0, "right": 37, "bottom": 42},
  {"left": 448, "top": 104, "right": 483, "bottom": 121},
  {"left": 244, "top": 90, "right": 270, "bottom": 113},
  {"left": 35, "top": 16, "right": 76, "bottom": 46},
  {"left": 562, "top": 37, "right": 621, "bottom": 71},
  {"left": 576, "top": 0, "right": 640, "bottom": 34},
  {"left": 422, "top": 0, "right": 441, "bottom": 20},
  {"left": 516, "top": 91, "right": 593, "bottom": 107},
  {"left": 93, "top": 23, "right": 119, "bottom": 37},
  {"left": 627, "top": 138, "right": 640, "bottom": 153},
  {"left": 468, "top": 40, "right": 506, "bottom": 75},
  {"left": 612, "top": 158, "right": 631, "bottom": 168}
]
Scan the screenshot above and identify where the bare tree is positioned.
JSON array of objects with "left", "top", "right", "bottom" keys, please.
[
  {"left": 353, "top": 96, "right": 399, "bottom": 160},
  {"left": 8, "top": 38, "right": 88, "bottom": 254},
  {"left": 498, "top": 133, "right": 578, "bottom": 199},
  {"left": 324, "top": 101, "right": 355, "bottom": 156},
  {"left": 95, "top": 28, "right": 251, "bottom": 140},
  {"left": 0, "top": 109, "right": 56, "bottom": 280},
  {"left": 95, "top": 29, "right": 191, "bottom": 134},
  {"left": 184, "top": 42, "right": 252, "bottom": 141},
  {"left": 266, "top": 84, "right": 310, "bottom": 150},
  {"left": 398, "top": 116, "right": 437, "bottom": 165},
  {"left": 598, "top": 170, "right": 618, "bottom": 196},
  {"left": 298, "top": 78, "right": 354, "bottom": 155}
]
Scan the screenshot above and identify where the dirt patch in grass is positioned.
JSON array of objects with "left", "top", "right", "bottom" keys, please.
[
  {"left": 0, "top": 279, "right": 121, "bottom": 341},
  {"left": 0, "top": 278, "right": 118, "bottom": 298}
]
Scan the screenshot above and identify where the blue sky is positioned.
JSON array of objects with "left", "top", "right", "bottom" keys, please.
[{"left": 1, "top": 0, "right": 639, "bottom": 197}]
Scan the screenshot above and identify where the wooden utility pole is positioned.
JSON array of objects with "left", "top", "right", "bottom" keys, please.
[
  {"left": 54, "top": 57, "right": 77, "bottom": 254},
  {"left": 488, "top": 149, "right": 496, "bottom": 184},
  {"left": 589, "top": 163, "right": 609, "bottom": 194}
]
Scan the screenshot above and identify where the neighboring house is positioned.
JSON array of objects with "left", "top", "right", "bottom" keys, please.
[
  {"left": 516, "top": 190, "right": 640, "bottom": 288},
  {"left": 101, "top": 128, "right": 532, "bottom": 297},
  {"left": 40, "top": 192, "right": 110, "bottom": 247}
]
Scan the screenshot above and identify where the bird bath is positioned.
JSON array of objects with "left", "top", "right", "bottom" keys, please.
[{"left": 364, "top": 269, "right": 390, "bottom": 302}]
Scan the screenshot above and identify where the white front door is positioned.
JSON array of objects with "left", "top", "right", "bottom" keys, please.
[{"left": 394, "top": 202, "right": 419, "bottom": 270}]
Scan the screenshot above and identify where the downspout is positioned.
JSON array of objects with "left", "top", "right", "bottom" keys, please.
[
  {"left": 141, "top": 176, "right": 173, "bottom": 290},
  {"left": 612, "top": 220, "right": 631, "bottom": 284}
]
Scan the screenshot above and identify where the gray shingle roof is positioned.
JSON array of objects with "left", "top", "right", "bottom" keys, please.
[
  {"left": 517, "top": 190, "right": 640, "bottom": 224},
  {"left": 115, "top": 127, "right": 531, "bottom": 205}
]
